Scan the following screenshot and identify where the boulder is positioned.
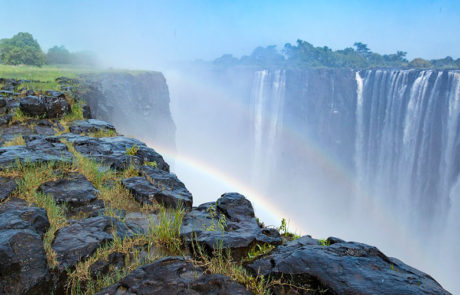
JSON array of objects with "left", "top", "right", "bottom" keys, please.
[
  {"left": 19, "top": 95, "right": 70, "bottom": 118},
  {"left": 69, "top": 119, "right": 116, "bottom": 135},
  {"left": 63, "top": 135, "right": 169, "bottom": 171},
  {"left": 0, "top": 98, "right": 6, "bottom": 108},
  {"left": 38, "top": 173, "right": 103, "bottom": 216},
  {"left": 0, "top": 177, "right": 17, "bottom": 202},
  {"left": 122, "top": 175, "right": 192, "bottom": 210},
  {"left": 247, "top": 236, "right": 451, "bottom": 295},
  {"left": 0, "top": 198, "right": 50, "bottom": 237},
  {"left": 140, "top": 166, "right": 193, "bottom": 209},
  {"left": 181, "top": 193, "right": 282, "bottom": 259},
  {"left": 19, "top": 96, "right": 46, "bottom": 117},
  {"left": 0, "top": 199, "right": 51, "bottom": 294},
  {"left": 52, "top": 216, "right": 140, "bottom": 270},
  {"left": 95, "top": 256, "right": 251, "bottom": 295},
  {"left": 0, "top": 114, "right": 11, "bottom": 126},
  {"left": 0, "top": 230, "right": 51, "bottom": 295}
]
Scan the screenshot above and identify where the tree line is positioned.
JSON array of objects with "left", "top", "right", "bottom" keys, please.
[
  {"left": 213, "top": 40, "right": 460, "bottom": 70},
  {"left": 0, "top": 32, "right": 97, "bottom": 67}
]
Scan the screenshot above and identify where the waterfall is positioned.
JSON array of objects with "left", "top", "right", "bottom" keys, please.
[
  {"left": 354, "top": 70, "right": 460, "bottom": 232},
  {"left": 250, "top": 70, "right": 286, "bottom": 185}
]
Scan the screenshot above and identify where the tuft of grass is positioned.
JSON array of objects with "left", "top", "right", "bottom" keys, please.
[
  {"left": 318, "top": 239, "right": 330, "bottom": 247},
  {"left": 87, "top": 129, "right": 117, "bottom": 138},
  {"left": 67, "top": 234, "right": 159, "bottom": 295},
  {"left": 191, "top": 239, "right": 275, "bottom": 295},
  {"left": 10, "top": 108, "right": 28, "bottom": 124},
  {"left": 2, "top": 134, "right": 26, "bottom": 146},
  {"left": 279, "top": 217, "right": 301, "bottom": 241},
  {"left": 125, "top": 145, "right": 139, "bottom": 156},
  {"left": 61, "top": 100, "right": 85, "bottom": 124},
  {"left": 144, "top": 161, "right": 157, "bottom": 168},
  {"left": 147, "top": 205, "right": 185, "bottom": 255},
  {"left": 245, "top": 243, "right": 276, "bottom": 262}
]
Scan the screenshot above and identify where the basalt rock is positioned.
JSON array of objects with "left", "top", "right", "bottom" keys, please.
[
  {"left": 180, "top": 193, "right": 282, "bottom": 259},
  {"left": 89, "top": 252, "right": 126, "bottom": 280},
  {"left": 95, "top": 256, "right": 251, "bottom": 295},
  {"left": 247, "top": 236, "right": 451, "bottom": 295},
  {"left": 19, "top": 95, "right": 70, "bottom": 119},
  {"left": 63, "top": 135, "right": 169, "bottom": 171},
  {"left": 0, "top": 198, "right": 50, "bottom": 237},
  {"left": 122, "top": 166, "right": 193, "bottom": 210},
  {"left": 38, "top": 173, "right": 103, "bottom": 216},
  {"left": 52, "top": 216, "right": 141, "bottom": 271},
  {"left": 0, "top": 177, "right": 17, "bottom": 202},
  {"left": 0, "top": 199, "right": 51, "bottom": 294},
  {"left": 69, "top": 119, "right": 116, "bottom": 135}
]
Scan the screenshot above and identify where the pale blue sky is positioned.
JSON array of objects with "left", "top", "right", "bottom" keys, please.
[{"left": 1, "top": 0, "right": 459, "bottom": 68}]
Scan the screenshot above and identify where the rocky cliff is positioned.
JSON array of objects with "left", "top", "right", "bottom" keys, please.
[{"left": 0, "top": 74, "right": 451, "bottom": 294}]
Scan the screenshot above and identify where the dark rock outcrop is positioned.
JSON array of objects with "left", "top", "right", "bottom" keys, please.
[
  {"left": 0, "top": 198, "right": 50, "bottom": 237},
  {"left": 247, "top": 236, "right": 450, "bottom": 295},
  {"left": 69, "top": 119, "right": 115, "bottom": 135},
  {"left": 63, "top": 135, "right": 169, "bottom": 171},
  {"left": 52, "top": 216, "right": 140, "bottom": 270},
  {"left": 38, "top": 173, "right": 103, "bottom": 216},
  {"left": 0, "top": 135, "right": 72, "bottom": 168},
  {"left": 0, "top": 199, "right": 51, "bottom": 294},
  {"left": 122, "top": 166, "right": 192, "bottom": 210},
  {"left": 20, "top": 95, "right": 71, "bottom": 119},
  {"left": 0, "top": 177, "right": 17, "bottom": 202},
  {"left": 89, "top": 252, "right": 126, "bottom": 280},
  {"left": 95, "top": 256, "right": 251, "bottom": 295},
  {"left": 181, "top": 193, "right": 282, "bottom": 259}
]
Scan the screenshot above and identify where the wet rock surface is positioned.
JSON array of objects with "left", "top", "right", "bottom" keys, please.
[
  {"left": 122, "top": 166, "right": 193, "bottom": 210},
  {"left": 69, "top": 119, "right": 115, "bottom": 135},
  {"left": 52, "top": 216, "right": 141, "bottom": 270},
  {"left": 95, "top": 256, "right": 251, "bottom": 295},
  {"left": 63, "top": 135, "right": 169, "bottom": 171},
  {"left": 181, "top": 193, "right": 282, "bottom": 259},
  {"left": 0, "top": 176, "right": 17, "bottom": 202},
  {"left": 0, "top": 135, "right": 73, "bottom": 168},
  {"left": 20, "top": 95, "right": 71, "bottom": 118},
  {"left": 0, "top": 199, "right": 51, "bottom": 295},
  {"left": 247, "top": 236, "right": 450, "bottom": 295},
  {"left": 38, "top": 173, "right": 103, "bottom": 216}
]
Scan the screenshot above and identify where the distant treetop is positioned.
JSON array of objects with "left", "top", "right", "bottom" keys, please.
[
  {"left": 213, "top": 39, "right": 460, "bottom": 70},
  {"left": 0, "top": 32, "right": 98, "bottom": 67}
]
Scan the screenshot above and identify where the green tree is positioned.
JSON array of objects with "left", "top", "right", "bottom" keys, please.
[
  {"left": 46, "top": 45, "right": 71, "bottom": 64},
  {"left": 0, "top": 32, "right": 45, "bottom": 66},
  {"left": 409, "top": 58, "right": 432, "bottom": 68}
]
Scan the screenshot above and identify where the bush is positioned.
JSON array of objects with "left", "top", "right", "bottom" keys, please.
[
  {"left": 46, "top": 45, "right": 72, "bottom": 64},
  {"left": 0, "top": 32, "right": 46, "bottom": 66}
]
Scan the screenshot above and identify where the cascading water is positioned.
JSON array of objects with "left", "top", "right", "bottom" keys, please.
[
  {"left": 250, "top": 70, "right": 286, "bottom": 185},
  {"left": 354, "top": 70, "right": 460, "bottom": 233}
]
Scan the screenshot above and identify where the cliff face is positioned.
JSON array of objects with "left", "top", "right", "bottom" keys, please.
[{"left": 82, "top": 72, "right": 176, "bottom": 151}]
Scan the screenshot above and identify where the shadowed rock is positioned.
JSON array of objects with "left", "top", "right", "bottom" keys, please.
[
  {"left": 0, "top": 198, "right": 50, "bottom": 237},
  {"left": 181, "top": 193, "right": 282, "bottom": 259},
  {"left": 52, "top": 216, "right": 141, "bottom": 270},
  {"left": 95, "top": 256, "right": 251, "bottom": 295},
  {"left": 247, "top": 236, "right": 451, "bottom": 295},
  {"left": 0, "top": 199, "right": 51, "bottom": 294},
  {"left": 89, "top": 252, "right": 126, "bottom": 280},
  {"left": 69, "top": 119, "right": 116, "bottom": 135},
  {"left": 63, "top": 135, "right": 169, "bottom": 171},
  {"left": 20, "top": 95, "right": 70, "bottom": 119},
  {"left": 0, "top": 135, "right": 72, "bottom": 168},
  {"left": 0, "top": 177, "right": 17, "bottom": 202},
  {"left": 122, "top": 166, "right": 193, "bottom": 210},
  {"left": 38, "top": 173, "right": 103, "bottom": 216}
]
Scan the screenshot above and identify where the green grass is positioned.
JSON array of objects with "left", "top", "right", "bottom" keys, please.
[{"left": 2, "top": 134, "right": 26, "bottom": 146}]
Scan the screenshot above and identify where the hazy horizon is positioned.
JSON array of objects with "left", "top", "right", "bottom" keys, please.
[{"left": 1, "top": 0, "right": 460, "bottom": 69}]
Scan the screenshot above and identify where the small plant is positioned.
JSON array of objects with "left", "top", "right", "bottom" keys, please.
[
  {"left": 125, "top": 145, "right": 139, "bottom": 156},
  {"left": 318, "top": 239, "right": 330, "bottom": 246},
  {"left": 204, "top": 203, "right": 227, "bottom": 233},
  {"left": 148, "top": 204, "right": 185, "bottom": 255},
  {"left": 144, "top": 161, "right": 158, "bottom": 168},
  {"left": 279, "top": 218, "right": 288, "bottom": 235},
  {"left": 2, "top": 134, "right": 26, "bottom": 146},
  {"left": 246, "top": 243, "right": 275, "bottom": 261}
]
